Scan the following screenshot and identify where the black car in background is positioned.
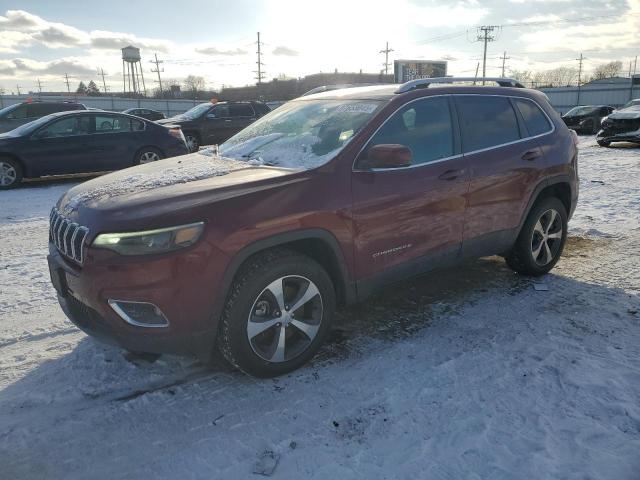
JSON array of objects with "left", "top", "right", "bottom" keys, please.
[
  {"left": 0, "top": 111, "right": 188, "bottom": 188},
  {"left": 562, "top": 105, "right": 614, "bottom": 134},
  {"left": 0, "top": 101, "right": 87, "bottom": 133},
  {"left": 122, "top": 108, "right": 166, "bottom": 121},
  {"left": 597, "top": 102, "right": 640, "bottom": 147},
  {"left": 157, "top": 101, "right": 270, "bottom": 151}
]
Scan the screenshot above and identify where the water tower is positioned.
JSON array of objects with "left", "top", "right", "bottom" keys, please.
[{"left": 121, "top": 46, "right": 147, "bottom": 96}]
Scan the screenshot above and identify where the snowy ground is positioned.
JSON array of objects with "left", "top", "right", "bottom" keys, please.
[{"left": 1, "top": 136, "right": 639, "bottom": 479}]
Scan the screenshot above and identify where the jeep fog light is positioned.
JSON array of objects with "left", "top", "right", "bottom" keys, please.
[{"left": 108, "top": 300, "right": 169, "bottom": 327}]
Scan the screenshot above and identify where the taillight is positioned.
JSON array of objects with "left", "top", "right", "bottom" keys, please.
[
  {"left": 168, "top": 127, "right": 185, "bottom": 141},
  {"left": 570, "top": 129, "right": 579, "bottom": 147}
]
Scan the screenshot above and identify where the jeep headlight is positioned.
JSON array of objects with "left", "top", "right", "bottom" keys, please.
[{"left": 93, "top": 222, "right": 204, "bottom": 255}]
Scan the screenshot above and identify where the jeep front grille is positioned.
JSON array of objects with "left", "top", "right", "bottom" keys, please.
[{"left": 49, "top": 208, "right": 89, "bottom": 264}]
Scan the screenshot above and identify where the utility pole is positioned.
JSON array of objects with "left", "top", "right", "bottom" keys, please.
[
  {"left": 63, "top": 74, "right": 71, "bottom": 93},
  {"left": 380, "top": 41, "right": 394, "bottom": 76},
  {"left": 16, "top": 84, "right": 21, "bottom": 95},
  {"left": 630, "top": 55, "right": 638, "bottom": 101},
  {"left": 477, "top": 26, "right": 497, "bottom": 85},
  {"left": 150, "top": 53, "right": 164, "bottom": 97},
  {"left": 36, "top": 78, "right": 43, "bottom": 98},
  {"left": 473, "top": 62, "right": 480, "bottom": 85},
  {"left": 99, "top": 68, "right": 109, "bottom": 93},
  {"left": 576, "top": 53, "right": 585, "bottom": 106},
  {"left": 255, "top": 31, "right": 265, "bottom": 85},
  {"left": 500, "top": 51, "right": 510, "bottom": 78}
]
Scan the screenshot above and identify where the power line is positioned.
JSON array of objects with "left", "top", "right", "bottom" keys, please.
[
  {"left": 254, "top": 31, "right": 265, "bottom": 85},
  {"left": 150, "top": 53, "right": 164, "bottom": 96},
  {"left": 380, "top": 41, "right": 394, "bottom": 75}
]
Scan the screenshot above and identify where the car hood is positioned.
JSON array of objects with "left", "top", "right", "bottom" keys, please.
[
  {"left": 56, "top": 152, "right": 304, "bottom": 225},
  {"left": 157, "top": 116, "right": 190, "bottom": 125},
  {"left": 606, "top": 109, "right": 640, "bottom": 120}
]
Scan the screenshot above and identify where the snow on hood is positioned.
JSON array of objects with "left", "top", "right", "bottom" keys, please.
[
  {"left": 59, "top": 154, "right": 249, "bottom": 215},
  {"left": 219, "top": 132, "right": 344, "bottom": 170}
]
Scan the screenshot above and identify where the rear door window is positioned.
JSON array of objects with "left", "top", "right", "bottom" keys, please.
[
  {"left": 512, "top": 98, "right": 552, "bottom": 137},
  {"left": 455, "top": 96, "right": 520, "bottom": 152},
  {"left": 230, "top": 104, "right": 255, "bottom": 118},
  {"left": 95, "top": 115, "right": 131, "bottom": 134}
]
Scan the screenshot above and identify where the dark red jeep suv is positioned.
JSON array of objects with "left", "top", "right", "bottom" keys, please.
[{"left": 47, "top": 78, "right": 579, "bottom": 377}]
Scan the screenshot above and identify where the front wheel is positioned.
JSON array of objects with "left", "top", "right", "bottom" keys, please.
[
  {"left": 506, "top": 197, "right": 568, "bottom": 276},
  {"left": 597, "top": 139, "right": 611, "bottom": 147},
  {"left": 217, "top": 249, "right": 335, "bottom": 377}
]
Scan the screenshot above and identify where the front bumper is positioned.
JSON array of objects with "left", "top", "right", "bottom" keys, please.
[
  {"left": 596, "top": 129, "right": 640, "bottom": 143},
  {"left": 47, "top": 241, "right": 226, "bottom": 359}
]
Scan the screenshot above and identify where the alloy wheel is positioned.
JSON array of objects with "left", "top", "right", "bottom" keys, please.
[
  {"left": 531, "top": 208, "right": 563, "bottom": 266},
  {"left": 246, "top": 275, "right": 323, "bottom": 363},
  {"left": 0, "top": 161, "right": 17, "bottom": 187},
  {"left": 185, "top": 135, "right": 199, "bottom": 152},
  {"left": 139, "top": 151, "right": 160, "bottom": 164}
]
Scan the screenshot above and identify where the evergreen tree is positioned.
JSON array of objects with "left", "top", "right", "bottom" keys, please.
[
  {"left": 87, "top": 80, "right": 100, "bottom": 96},
  {"left": 76, "top": 81, "right": 87, "bottom": 94}
]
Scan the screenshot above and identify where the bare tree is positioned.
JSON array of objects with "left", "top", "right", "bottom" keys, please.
[
  {"left": 183, "top": 75, "right": 206, "bottom": 99},
  {"left": 531, "top": 66, "right": 578, "bottom": 87},
  {"left": 591, "top": 61, "right": 624, "bottom": 81}
]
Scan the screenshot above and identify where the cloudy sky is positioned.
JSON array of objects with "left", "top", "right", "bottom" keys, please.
[{"left": 1, "top": 0, "right": 639, "bottom": 94}]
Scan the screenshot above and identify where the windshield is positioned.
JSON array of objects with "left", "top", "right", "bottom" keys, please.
[
  {"left": 0, "top": 104, "right": 19, "bottom": 118},
  {"left": 565, "top": 106, "right": 597, "bottom": 116},
  {"left": 218, "top": 99, "right": 384, "bottom": 169},
  {"left": 180, "top": 103, "right": 212, "bottom": 120},
  {"left": 8, "top": 115, "right": 55, "bottom": 136},
  {"left": 621, "top": 99, "right": 640, "bottom": 109}
]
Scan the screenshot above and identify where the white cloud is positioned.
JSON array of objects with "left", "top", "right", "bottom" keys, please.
[
  {"left": 272, "top": 46, "right": 298, "bottom": 56},
  {"left": 194, "top": 46, "right": 248, "bottom": 56}
]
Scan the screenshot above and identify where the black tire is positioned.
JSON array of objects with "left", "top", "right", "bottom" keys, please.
[
  {"left": 134, "top": 147, "right": 163, "bottom": 165},
  {"left": 0, "top": 157, "right": 23, "bottom": 189},
  {"left": 597, "top": 139, "right": 611, "bottom": 147},
  {"left": 506, "top": 197, "right": 568, "bottom": 276},
  {"left": 184, "top": 133, "right": 200, "bottom": 152},
  {"left": 217, "top": 248, "right": 336, "bottom": 377}
]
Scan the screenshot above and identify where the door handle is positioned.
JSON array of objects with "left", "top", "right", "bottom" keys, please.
[
  {"left": 521, "top": 150, "right": 541, "bottom": 161},
  {"left": 224, "top": 119, "right": 232, "bottom": 123},
  {"left": 438, "top": 169, "right": 464, "bottom": 181}
]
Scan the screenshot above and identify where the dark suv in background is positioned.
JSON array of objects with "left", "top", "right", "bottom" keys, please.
[
  {"left": 0, "top": 100, "right": 86, "bottom": 133},
  {"left": 157, "top": 100, "right": 270, "bottom": 151},
  {"left": 48, "top": 78, "right": 578, "bottom": 377}
]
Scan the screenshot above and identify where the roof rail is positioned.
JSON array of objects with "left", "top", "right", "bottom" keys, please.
[
  {"left": 301, "top": 83, "right": 378, "bottom": 96},
  {"left": 395, "top": 77, "right": 525, "bottom": 94}
]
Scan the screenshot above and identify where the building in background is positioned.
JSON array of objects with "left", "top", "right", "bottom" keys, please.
[{"left": 393, "top": 60, "right": 448, "bottom": 83}]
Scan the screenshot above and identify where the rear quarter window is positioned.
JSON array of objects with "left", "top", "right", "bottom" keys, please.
[
  {"left": 513, "top": 98, "right": 552, "bottom": 137},
  {"left": 456, "top": 95, "right": 521, "bottom": 152}
]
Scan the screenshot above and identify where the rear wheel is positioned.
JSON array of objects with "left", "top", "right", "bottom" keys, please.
[
  {"left": 0, "top": 158, "right": 22, "bottom": 189},
  {"left": 135, "top": 147, "right": 163, "bottom": 165},
  {"left": 597, "top": 139, "right": 611, "bottom": 147},
  {"left": 217, "top": 249, "right": 335, "bottom": 377},
  {"left": 506, "top": 197, "right": 567, "bottom": 276}
]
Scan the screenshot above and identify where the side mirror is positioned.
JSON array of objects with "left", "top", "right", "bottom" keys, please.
[{"left": 363, "top": 144, "right": 412, "bottom": 169}]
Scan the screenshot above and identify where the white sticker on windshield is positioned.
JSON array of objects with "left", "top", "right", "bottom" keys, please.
[{"left": 335, "top": 103, "right": 378, "bottom": 114}]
